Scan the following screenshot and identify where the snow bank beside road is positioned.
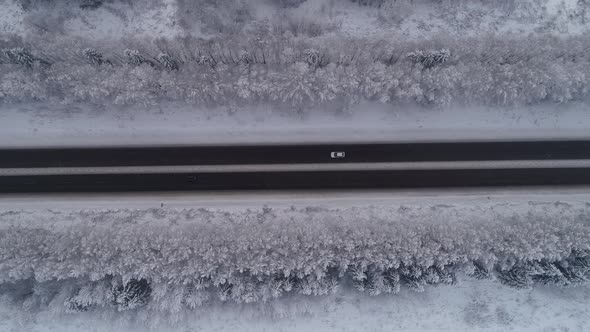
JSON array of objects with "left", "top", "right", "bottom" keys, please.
[{"left": 1, "top": 103, "right": 589, "bottom": 148}]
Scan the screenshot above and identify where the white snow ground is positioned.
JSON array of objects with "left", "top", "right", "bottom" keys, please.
[
  {"left": 1, "top": 102, "right": 590, "bottom": 148},
  {"left": 0, "top": 188, "right": 589, "bottom": 331},
  {"left": 3, "top": 0, "right": 588, "bottom": 41},
  {"left": 1, "top": 279, "right": 589, "bottom": 332},
  {"left": 2, "top": 186, "right": 590, "bottom": 210}
]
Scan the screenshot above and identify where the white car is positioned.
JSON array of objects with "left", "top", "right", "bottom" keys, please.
[{"left": 330, "top": 151, "right": 346, "bottom": 159}]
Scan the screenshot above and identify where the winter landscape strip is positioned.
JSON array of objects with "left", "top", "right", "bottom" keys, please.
[
  {"left": 0, "top": 201, "right": 588, "bottom": 315},
  {"left": 2, "top": 0, "right": 590, "bottom": 329},
  {"left": 2, "top": 34, "right": 590, "bottom": 109}
]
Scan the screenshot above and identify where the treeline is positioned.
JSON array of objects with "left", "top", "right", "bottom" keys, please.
[
  {"left": 1, "top": 33, "right": 588, "bottom": 110},
  {"left": 14, "top": 0, "right": 441, "bottom": 10},
  {"left": 0, "top": 203, "right": 588, "bottom": 317},
  {"left": 3, "top": 250, "right": 588, "bottom": 318},
  {"left": 17, "top": 0, "right": 106, "bottom": 10}
]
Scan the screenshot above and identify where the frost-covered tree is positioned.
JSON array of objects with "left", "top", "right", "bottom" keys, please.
[
  {"left": 495, "top": 251, "right": 590, "bottom": 289},
  {"left": 157, "top": 53, "right": 179, "bottom": 71},
  {"left": 0, "top": 70, "right": 49, "bottom": 101},
  {"left": 66, "top": 279, "right": 112, "bottom": 313},
  {"left": 124, "top": 49, "right": 150, "bottom": 66},
  {"left": 111, "top": 279, "right": 151, "bottom": 311},
  {"left": 407, "top": 49, "right": 450, "bottom": 68},
  {"left": 270, "top": 62, "right": 319, "bottom": 110},
  {"left": 3, "top": 47, "right": 35, "bottom": 67},
  {"left": 238, "top": 50, "right": 254, "bottom": 65},
  {"left": 351, "top": 0, "right": 387, "bottom": 7},
  {"left": 0, "top": 34, "right": 589, "bottom": 108},
  {"left": 79, "top": 0, "right": 104, "bottom": 9},
  {"left": 466, "top": 262, "right": 492, "bottom": 280},
  {"left": 303, "top": 48, "right": 321, "bottom": 68},
  {"left": 83, "top": 48, "right": 105, "bottom": 66},
  {"left": 276, "top": 0, "right": 307, "bottom": 8}
]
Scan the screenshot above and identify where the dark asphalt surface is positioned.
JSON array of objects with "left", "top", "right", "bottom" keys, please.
[
  {"left": 2, "top": 168, "right": 590, "bottom": 193},
  {"left": 2, "top": 140, "right": 590, "bottom": 168},
  {"left": 2, "top": 141, "right": 590, "bottom": 193}
]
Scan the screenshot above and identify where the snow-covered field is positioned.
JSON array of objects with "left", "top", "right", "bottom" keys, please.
[{"left": 1, "top": 279, "right": 588, "bottom": 332}]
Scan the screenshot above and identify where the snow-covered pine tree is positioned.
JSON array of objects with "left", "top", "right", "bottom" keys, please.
[
  {"left": 124, "top": 49, "right": 151, "bottom": 66},
  {"left": 217, "top": 282, "right": 233, "bottom": 302},
  {"left": 65, "top": 279, "right": 112, "bottom": 313},
  {"left": 527, "top": 261, "right": 562, "bottom": 285},
  {"left": 271, "top": 62, "right": 318, "bottom": 110},
  {"left": 383, "top": 268, "right": 402, "bottom": 294},
  {"left": 238, "top": 50, "right": 254, "bottom": 65},
  {"left": 3, "top": 47, "right": 35, "bottom": 67},
  {"left": 226, "top": 276, "right": 262, "bottom": 304},
  {"left": 183, "top": 284, "right": 211, "bottom": 309},
  {"left": 0, "top": 70, "right": 49, "bottom": 101},
  {"left": 157, "top": 53, "right": 179, "bottom": 71},
  {"left": 495, "top": 266, "right": 533, "bottom": 289},
  {"left": 303, "top": 48, "right": 321, "bottom": 68},
  {"left": 79, "top": 0, "right": 104, "bottom": 9},
  {"left": 111, "top": 278, "right": 151, "bottom": 311},
  {"left": 467, "top": 261, "right": 492, "bottom": 280},
  {"left": 407, "top": 49, "right": 450, "bottom": 68},
  {"left": 551, "top": 252, "right": 590, "bottom": 285},
  {"left": 351, "top": 0, "right": 387, "bottom": 7},
  {"left": 196, "top": 54, "right": 212, "bottom": 65},
  {"left": 399, "top": 265, "right": 428, "bottom": 292},
  {"left": 277, "top": 0, "right": 307, "bottom": 8},
  {"left": 83, "top": 48, "right": 105, "bottom": 66},
  {"left": 424, "top": 266, "right": 456, "bottom": 285},
  {"left": 364, "top": 268, "right": 388, "bottom": 296},
  {"left": 293, "top": 271, "right": 339, "bottom": 296},
  {"left": 568, "top": 250, "right": 590, "bottom": 276},
  {"left": 350, "top": 265, "right": 368, "bottom": 292}
]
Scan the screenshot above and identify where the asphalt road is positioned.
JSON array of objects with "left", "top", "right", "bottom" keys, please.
[
  {"left": 2, "top": 141, "right": 590, "bottom": 167},
  {"left": 1, "top": 141, "right": 590, "bottom": 192},
  {"left": 2, "top": 168, "right": 590, "bottom": 193}
]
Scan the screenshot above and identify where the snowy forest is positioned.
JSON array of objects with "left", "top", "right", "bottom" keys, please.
[
  {"left": 1, "top": 202, "right": 589, "bottom": 325},
  {"left": 1, "top": 0, "right": 590, "bottom": 112}
]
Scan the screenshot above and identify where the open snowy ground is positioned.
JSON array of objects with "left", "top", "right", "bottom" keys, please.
[
  {"left": 3, "top": 0, "right": 588, "bottom": 40},
  {"left": 1, "top": 102, "right": 589, "bottom": 147},
  {"left": 1, "top": 279, "right": 589, "bottom": 332},
  {"left": 2, "top": 186, "right": 590, "bottom": 209}
]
